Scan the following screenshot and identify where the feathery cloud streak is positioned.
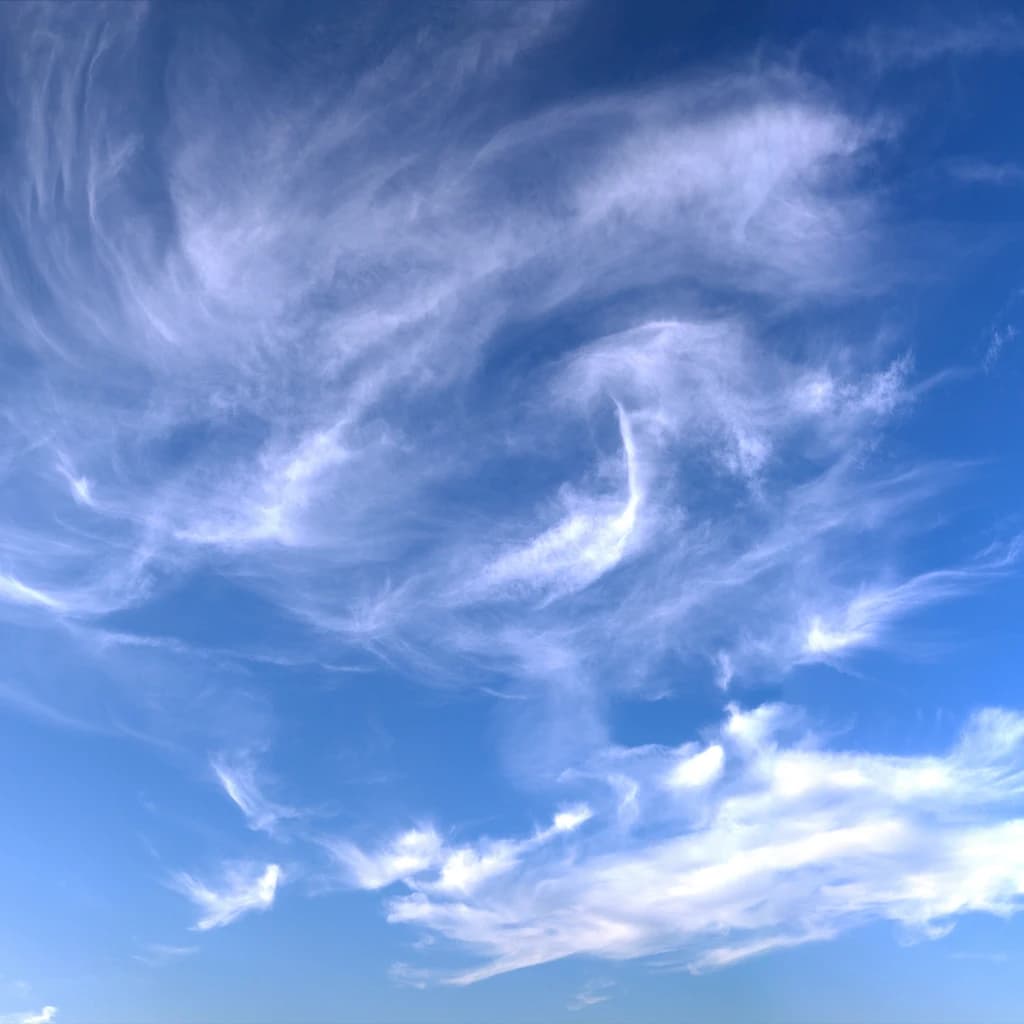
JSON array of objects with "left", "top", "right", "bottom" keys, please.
[
  {"left": 172, "top": 863, "right": 281, "bottom": 931},
  {"left": 353, "top": 706, "right": 1024, "bottom": 983},
  {"left": 0, "top": 3, "right": 1021, "bottom": 994}
]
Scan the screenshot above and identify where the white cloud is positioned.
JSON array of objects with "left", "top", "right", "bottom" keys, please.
[
  {"left": 132, "top": 944, "right": 199, "bottom": 967},
  {"left": 799, "top": 542, "right": 1019, "bottom": 663},
  {"left": 552, "top": 805, "right": 593, "bottom": 833},
  {"left": 424, "top": 321, "right": 942, "bottom": 706},
  {"left": 388, "top": 961, "right": 436, "bottom": 990},
  {"left": 173, "top": 424, "right": 352, "bottom": 548},
  {"left": 332, "top": 805, "right": 594, "bottom": 900},
  {"left": 0, "top": 2, "right": 897, "bottom": 655},
  {"left": 374, "top": 705, "right": 1024, "bottom": 983},
  {"left": 433, "top": 842, "right": 523, "bottom": 898},
  {"left": 948, "top": 159, "right": 1024, "bottom": 186},
  {"left": 1, "top": 7, "right": 1022, "bottom": 999},
  {"left": 328, "top": 829, "right": 445, "bottom": 890},
  {"left": 569, "top": 993, "right": 609, "bottom": 1010},
  {"left": 667, "top": 744, "right": 725, "bottom": 789},
  {"left": 473, "top": 406, "right": 643, "bottom": 601},
  {"left": 0, "top": 6, "right": 971, "bottom": 756},
  {"left": 212, "top": 754, "right": 300, "bottom": 835},
  {"left": 802, "top": 572, "right": 963, "bottom": 655},
  {"left": 172, "top": 862, "right": 281, "bottom": 931},
  {"left": 0, "top": 575, "right": 63, "bottom": 611},
  {"left": 568, "top": 980, "right": 614, "bottom": 1011},
  {"left": 22, "top": 1009, "right": 57, "bottom": 1024}
]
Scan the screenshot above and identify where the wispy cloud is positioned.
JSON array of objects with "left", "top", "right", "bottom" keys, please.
[
  {"left": 132, "top": 944, "right": 199, "bottom": 968},
  {"left": 0, "top": 1, "right": 890, "bottom": 647},
  {"left": 854, "top": 15, "right": 1024, "bottom": 69},
  {"left": 0, "top": 575, "right": 63, "bottom": 612},
  {"left": 330, "top": 805, "right": 592, "bottom": 899},
  {"left": 21, "top": 1009, "right": 56, "bottom": 1024},
  {"left": 984, "top": 325, "right": 1017, "bottom": 372},
  {"left": 802, "top": 569, "right": 979, "bottom": 657},
  {"left": 568, "top": 980, "right": 614, "bottom": 1011},
  {"left": 0, "top": 1, "right": 956, "bottom": 729},
  {"left": 388, "top": 962, "right": 437, "bottom": 990},
  {"left": 0, "top": 5, "right": 976, "bottom": 767},
  {"left": 947, "top": 159, "right": 1024, "bottom": 186},
  {"left": 172, "top": 862, "right": 281, "bottom": 931},
  {"left": 0, "top": 680, "right": 102, "bottom": 735},
  {"left": 1, "top": 4, "right": 1022, "bottom": 999},
  {"left": 328, "top": 829, "right": 445, "bottom": 891},
  {"left": 470, "top": 406, "right": 643, "bottom": 601},
  {"left": 212, "top": 754, "right": 301, "bottom": 835},
  {"left": 373, "top": 704, "right": 1024, "bottom": 983}
]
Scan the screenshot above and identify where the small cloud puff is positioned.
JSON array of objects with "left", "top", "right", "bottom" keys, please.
[
  {"left": 330, "top": 805, "right": 594, "bottom": 901},
  {"left": 172, "top": 862, "right": 281, "bottom": 931},
  {"left": 23, "top": 1010, "right": 57, "bottom": 1024}
]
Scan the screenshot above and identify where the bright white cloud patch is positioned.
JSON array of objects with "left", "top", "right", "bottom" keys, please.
[
  {"left": 0, "top": 576, "right": 63, "bottom": 611},
  {"left": 336, "top": 806, "right": 595, "bottom": 903},
  {"left": 172, "top": 863, "right": 281, "bottom": 931},
  {"left": 667, "top": 744, "right": 725, "bottom": 789},
  {"left": 329, "top": 829, "right": 445, "bottom": 891},
  {"left": 20, "top": 1011, "right": 57, "bottom": 1024},
  {"left": 0, "top": 0, "right": 977, "bottom": 705},
  {"left": 365, "top": 706, "right": 1024, "bottom": 983},
  {"left": 552, "top": 805, "right": 593, "bottom": 833},
  {"left": 475, "top": 407, "right": 644, "bottom": 600}
]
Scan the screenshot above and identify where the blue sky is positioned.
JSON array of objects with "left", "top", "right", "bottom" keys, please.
[{"left": 2, "top": 2, "right": 1024, "bottom": 1022}]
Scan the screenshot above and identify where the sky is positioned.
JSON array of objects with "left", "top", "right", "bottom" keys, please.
[{"left": 1, "top": 2, "right": 1024, "bottom": 1022}]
